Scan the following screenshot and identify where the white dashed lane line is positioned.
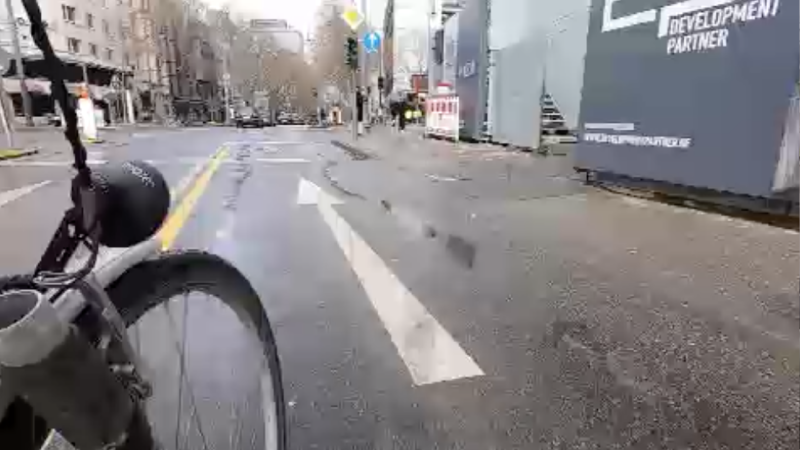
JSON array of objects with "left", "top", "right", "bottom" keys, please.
[{"left": 0, "top": 181, "right": 52, "bottom": 210}]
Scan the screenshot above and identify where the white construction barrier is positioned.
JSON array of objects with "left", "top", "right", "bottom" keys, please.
[{"left": 425, "top": 95, "right": 459, "bottom": 141}]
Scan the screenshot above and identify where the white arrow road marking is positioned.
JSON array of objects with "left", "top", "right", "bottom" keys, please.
[
  {"left": 296, "top": 177, "right": 343, "bottom": 206},
  {"left": 297, "top": 177, "right": 484, "bottom": 385},
  {"left": 0, "top": 180, "right": 51, "bottom": 210}
]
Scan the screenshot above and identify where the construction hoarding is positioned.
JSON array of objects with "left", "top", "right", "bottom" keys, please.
[{"left": 575, "top": 0, "right": 799, "bottom": 197}]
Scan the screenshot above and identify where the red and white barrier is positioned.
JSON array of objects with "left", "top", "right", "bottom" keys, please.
[{"left": 425, "top": 95, "right": 459, "bottom": 141}]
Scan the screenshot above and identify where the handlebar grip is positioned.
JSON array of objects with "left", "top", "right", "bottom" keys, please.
[
  {"left": 90, "top": 161, "right": 170, "bottom": 248},
  {"left": 0, "top": 290, "right": 134, "bottom": 449}
]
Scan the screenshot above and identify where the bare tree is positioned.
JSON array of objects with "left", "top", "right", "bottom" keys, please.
[
  {"left": 226, "top": 23, "right": 317, "bottom": 113},
  {"left": 307, "top": 2, "right": 353, "bottom": 103},
  {"left": 144, "top": 1, "right": 321, "bottom": 119}
]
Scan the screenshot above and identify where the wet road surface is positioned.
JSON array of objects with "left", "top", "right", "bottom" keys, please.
[{"left": 1, "top": 126, "right": 798, "bottom": 449}]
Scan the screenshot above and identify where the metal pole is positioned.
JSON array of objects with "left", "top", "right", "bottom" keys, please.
[
  {"left": 351, "top": 68, "right": 358, "bottom": 141},
  {"left": 82, "top": 63, "right": 89, "bottom": 85},
  {"left": 0, "top": 80, "right": 15, "bottom": 147},
  {"left": 222, "top": 47, "right": 231, "bottom": 124},
  {"left": 427, "top": 0, "right": 433, "bottom": 95},
  {"left": 5, "top": 0, "right": 33, "bottom": 126},
  {"left": 358, "top": 0, "right": 368, "bottom": 128}
]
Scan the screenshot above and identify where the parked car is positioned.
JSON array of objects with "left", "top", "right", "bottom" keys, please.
[
  {"left": 235, "top": 107, "right": 264, "bottom": 128},
  {"left": 276, "top": 112, "right": 293, "bottom": 125}
]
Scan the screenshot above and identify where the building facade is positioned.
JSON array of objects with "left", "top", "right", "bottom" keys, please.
[
  {"left": 1, "top": 0, "right": 136, "bottom": 120},
  {"left": 1, "top": 0, "right": 227, "bottom": 123},
  {"left": 387, "top": 0, "right": 429, "bottom": 94}
]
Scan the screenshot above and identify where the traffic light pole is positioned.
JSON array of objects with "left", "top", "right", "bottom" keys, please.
[
  {"left": 351, "top": 67, "right": 358, "bottom": 141},
  {"left": 346, "top": 32, "right": 359, "bottom": 141},
  {"left": 5, "top": 0, "right": 34, "bottom": 126}
]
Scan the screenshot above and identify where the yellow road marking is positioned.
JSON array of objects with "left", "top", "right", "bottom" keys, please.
[{"left": 158, "top": 148, "right": 228, "bottom": 251}]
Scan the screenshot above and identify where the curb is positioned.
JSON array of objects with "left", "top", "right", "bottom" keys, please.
[
  {"left": 330, "top": 139, "right": 373, "bottom": 160},
  {"left": 0, "top": 148, "right": 39, "bottom": 161}
]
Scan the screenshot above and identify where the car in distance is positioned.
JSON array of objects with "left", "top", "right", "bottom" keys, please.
[
  {"left": 276, "top": 112, "right": 291, "bottom": 125},
  {"left": 235, "top": 107, "right": 264, "bottom": 128}
]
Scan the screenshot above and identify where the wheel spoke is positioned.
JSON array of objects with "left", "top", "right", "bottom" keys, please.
[
  {"left": 161, "top": 294, "right": 211, "bottom": 450},
  {"left": 128, "top": 281, "right": 278, "bottom": 450}
]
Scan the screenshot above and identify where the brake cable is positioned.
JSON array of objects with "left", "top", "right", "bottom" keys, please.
[{"left": 20, "top": 0, "right": 89, "bottom": 179}]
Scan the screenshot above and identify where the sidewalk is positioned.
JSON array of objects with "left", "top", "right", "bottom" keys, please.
[{"left": 330, "top": 125, "right": 583, "bottom": 204}]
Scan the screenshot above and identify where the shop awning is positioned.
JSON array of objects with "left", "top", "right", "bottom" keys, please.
[
  {"left": 2, "top": 78, "right": 120, "bottom": 99},
  {"left": 2, "top": 78, "right": 51, "bottom": 95}
]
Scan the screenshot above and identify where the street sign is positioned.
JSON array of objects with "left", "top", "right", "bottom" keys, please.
[
  {"left": 363, "top": 31, "right": 381, "bottom": 54},
  {"left": 340, "top": 6, "right": 364, "bottom": 31}
]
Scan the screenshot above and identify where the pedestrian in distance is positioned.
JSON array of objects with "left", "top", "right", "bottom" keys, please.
[{"left": 403, "top": 108, "right": 413, "bottom": 131}]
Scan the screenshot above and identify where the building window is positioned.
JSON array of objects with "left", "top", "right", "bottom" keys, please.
[
  {"left": 67, "top": 37, "right": 81, "bottom": 53},
  {"left": 106, "top": 48, "right": 113, "bottom": 61},
  {"left": 102, "top": 19, "right": 109, "bottom": 35},
  {"left": 62, "top": 5, "right": 76, "bottom": 23},
  {"left": 86, "top": 13, "right": 94, "bottom": 29},
  {"left": 89, "top": 43, "right": 98, "bottom": 57}
]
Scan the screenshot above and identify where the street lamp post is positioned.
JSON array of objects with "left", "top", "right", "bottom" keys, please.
[{"left": 4, "top": 0, "right": 34, "bottom": 126}]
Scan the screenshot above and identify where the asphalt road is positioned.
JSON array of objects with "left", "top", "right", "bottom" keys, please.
[{"left": 0, "top": 126, "right": 798, "bottom": 450}]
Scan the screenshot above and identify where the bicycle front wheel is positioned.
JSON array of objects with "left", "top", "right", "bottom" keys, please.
[{"left": 108, "top": 250, "right": 287, "bottom": 450}]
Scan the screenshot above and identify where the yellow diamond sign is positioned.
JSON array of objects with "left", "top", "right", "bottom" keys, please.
[{"left": 340, "top": 7, "right": 364, "bottom": 31}]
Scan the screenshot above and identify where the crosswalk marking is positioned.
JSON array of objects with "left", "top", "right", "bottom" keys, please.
[
  {"left": 0, "top": 181, "right": 51, "bottom": 210},
  {"left": 297, "top": 178, "right": 485, "bottom": 385}
]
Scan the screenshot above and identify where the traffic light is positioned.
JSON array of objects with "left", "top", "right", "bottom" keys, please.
[{"left": 345, "top": 36, "right": 358, "bottom": 70}]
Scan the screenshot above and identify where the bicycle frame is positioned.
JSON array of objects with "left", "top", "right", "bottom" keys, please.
[{"left": 0, "top": 237, "right": 161, "bottom": 448}]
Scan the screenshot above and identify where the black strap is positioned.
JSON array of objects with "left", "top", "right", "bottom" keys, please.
[{"left": 21, "top": 0, "right": 89, "bottom": 179}]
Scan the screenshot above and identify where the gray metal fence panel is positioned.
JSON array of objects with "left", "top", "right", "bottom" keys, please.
[
  {"left": 490, "top": 39, "right": 544, "bottom": 147},
  {"left": 456, "top": 0, "right": 489, "bottom": 140},
  {"left": 486, "top": 0, "right": 591, "bottom": 144}
]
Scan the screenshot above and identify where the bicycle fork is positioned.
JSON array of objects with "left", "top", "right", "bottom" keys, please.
[{"left": 0, "top": 289, "right": 154, "bottom": 450}]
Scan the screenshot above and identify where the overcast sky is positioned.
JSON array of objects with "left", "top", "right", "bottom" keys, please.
[{"left": 203, "top": 0, "right": 324, "bottom": 35}]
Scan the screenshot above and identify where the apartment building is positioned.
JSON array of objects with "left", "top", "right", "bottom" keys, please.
[
  {"left": 0, "top": 0, "right": 182, "bottom": 122},
  {"left": 0, "top": 0, "right": 140, "bottom": 119}
]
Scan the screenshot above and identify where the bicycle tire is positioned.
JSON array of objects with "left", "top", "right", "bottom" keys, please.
[
  {"left": 107, "top": 250, "right": 288, "bottom": 450},
  {"left": 0, "top": 251, "right": 288, "bottom": 450}
]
